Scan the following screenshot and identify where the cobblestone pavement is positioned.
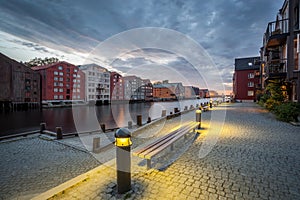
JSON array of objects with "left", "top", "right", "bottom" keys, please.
[
  {"left": 0, "top": 107, "right": 199, "bottom": 200},
  {"left": 0, "top": 135, "right": 100, "bottom": 200},
  {"left": 44, "top": 103, "right": 300, "bottom": 200}
]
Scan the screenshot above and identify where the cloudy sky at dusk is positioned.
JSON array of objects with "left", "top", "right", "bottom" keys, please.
[{"left": 0, "top": 0, "right": 283, "bottom": 94}]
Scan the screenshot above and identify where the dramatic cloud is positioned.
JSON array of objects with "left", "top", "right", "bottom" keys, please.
[{"left": 0, "top": 0, "right": 283, "bottom": 93}]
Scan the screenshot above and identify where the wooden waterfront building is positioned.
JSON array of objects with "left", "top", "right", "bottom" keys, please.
[{"left": 0, "top": 53, "right": 41, "bottom": 111}]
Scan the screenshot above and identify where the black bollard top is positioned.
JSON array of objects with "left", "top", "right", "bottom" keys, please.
[
  {"left": 115, "top": 128, "right": 131, "bottom": 138},
  {"left": 115, "top": 128, "right": 132, "bottom": 147}
]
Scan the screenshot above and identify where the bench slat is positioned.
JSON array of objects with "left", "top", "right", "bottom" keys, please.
[
  {"left": 144, "top": 122, "right": 198, "bottom": 159},
  {"left": 133, "top": 122, "right": 194, "bottom": 156},
  {"left": 133, "top": 122, "right": 197, "bottom": 158}
]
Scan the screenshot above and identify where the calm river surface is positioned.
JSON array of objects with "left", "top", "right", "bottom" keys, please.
[{"left": 0, "top": 99, "right": 213, "bottom": 136}]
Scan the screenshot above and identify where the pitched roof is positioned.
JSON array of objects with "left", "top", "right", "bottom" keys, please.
[{"left": 31, "top": 61, "right": 74, "bottom": 70}]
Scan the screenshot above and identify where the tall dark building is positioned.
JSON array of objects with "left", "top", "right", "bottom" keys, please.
[{"left": 0, "top": 53, "right": 41, "bottom": 110}]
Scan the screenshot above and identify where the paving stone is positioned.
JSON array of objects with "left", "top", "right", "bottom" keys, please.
[{"left": 3, "top": 103, "right": 300, "bottom": 200}]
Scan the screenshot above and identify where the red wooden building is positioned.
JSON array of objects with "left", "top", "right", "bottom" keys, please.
[
  {"left": 32, "top": 61, "right": 85, "bottom": 104},
  {"left": 233, "top": 57, "right": 260, "bottom": 102}
]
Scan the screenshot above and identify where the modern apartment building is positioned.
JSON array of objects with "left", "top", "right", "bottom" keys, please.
[
  {"left": 80, "top": 64, "right": 110, "bottom": 105},
  {"left": 233, "top": 57, "right": 260, "bottom": 102},
  {"left": 110, "top": 72, "right": 124, "bottom": 101},
  {"left": 0, "top": 53, "right": 41, "bottom": 110},
  {"left": 141, "top": 79, "right": 153, "bottom": 101},
  {"left": 261, "top": 0, "right": 300, "bottom": 102},
  {"left": 32, "top": 61, "right": 85, "bottom": 105},
  {"left": 123, "top": 75, "right": 144, "bottom": 101}
]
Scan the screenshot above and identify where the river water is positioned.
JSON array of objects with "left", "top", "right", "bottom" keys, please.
[{"left": 0, "top": 99, "right": 213, "bottom": 136}]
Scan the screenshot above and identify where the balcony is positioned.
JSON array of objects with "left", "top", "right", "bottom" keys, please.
[
  {"left": 264, "top": 19, "right": 289, "bottom": 49},
  {"left": 265, "top": 59, "right": 287, "bottom": 80}
]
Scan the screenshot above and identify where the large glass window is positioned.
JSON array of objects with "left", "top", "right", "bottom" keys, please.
[
  {"left": 58, "top": 66, "right": 63, "bottom": 70},
  {"left": 248, "top": 82, "right": 254, "bottom": 87}
]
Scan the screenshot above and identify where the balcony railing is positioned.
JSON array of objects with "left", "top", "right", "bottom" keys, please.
[
  {"left": 264, "top": 19, "right": 289, "bottom": 46},
  {"left": 265, "top": 59, "right": 287, "bottom": 79}
]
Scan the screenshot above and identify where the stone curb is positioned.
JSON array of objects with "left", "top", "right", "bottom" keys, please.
[
  {"left": 31, "top": 159, "right": 115, "bottom": 200},
  {"left": 31, "top": 109, "right": 198, "bottom": 199}
]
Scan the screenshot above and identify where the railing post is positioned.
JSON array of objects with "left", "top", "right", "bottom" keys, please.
[
  {"left": 161, "top": 110, "right": 167, "bottom": 117},
  {"left": 137, "top": 115, "right": 142, "bottom": 126},
  {"left": 128, "top": 121, "right": 132, "bottom": 129},
  {"left": 93, "top": 137, "right": 101, "bottom": 153},
  {"left": 56, "top": 127, "right": 63, "bottom": 140},
  {"left": 100, "top": 124, "right": 106, "bottom": 132},
  {"left": 40, "top": 123, "right": 46, "bottom": 134}
]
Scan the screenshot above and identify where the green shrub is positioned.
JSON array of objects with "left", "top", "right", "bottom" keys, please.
[
  {"left": 274, "top": 102, "right": 300, "bottom": 122},
  {"left": 264, "top": 98, "right": 280, "bottom": 111}
]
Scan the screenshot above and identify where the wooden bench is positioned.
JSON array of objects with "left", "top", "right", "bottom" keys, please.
[
  {"left": 202, "top": 106, "right": 209, "bottom": 112},
  {"left": 133, "top": 121, "right": 199, "bottom": 169}
]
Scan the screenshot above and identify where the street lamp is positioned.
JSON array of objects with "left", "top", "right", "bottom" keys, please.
[
  {"left": 115, "top": 128, "right": 132, "bottom": 194},
  {"left": 196, "top": 109, "right": 202, "bottom": 129}
]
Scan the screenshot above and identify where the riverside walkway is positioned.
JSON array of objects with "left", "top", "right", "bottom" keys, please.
[{"left": 1, "top": 102, "right": 300, "bottom": 199}]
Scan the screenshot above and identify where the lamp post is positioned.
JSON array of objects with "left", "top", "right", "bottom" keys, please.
[
  {"left": 196, "top": 109, "right": 202, "bottom": 129},
  {"left": 115, "top": 128, "right": 132, "bottom": 194}
]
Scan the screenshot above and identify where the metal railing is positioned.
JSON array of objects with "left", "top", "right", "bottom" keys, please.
[
  {"left": 265, "top": 59, "right": 287, "bottom": 75},
  {"left": 264, "top": 19, "right": 289, "bottom": 43}
]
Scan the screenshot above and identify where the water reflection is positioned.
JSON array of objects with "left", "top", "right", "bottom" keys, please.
[{"left": 0, "top": 99, "right": 211, "bottom": 135}]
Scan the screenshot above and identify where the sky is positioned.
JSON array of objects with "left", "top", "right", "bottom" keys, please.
[{"left": 0, "top": 0, "right": 283, "bottom": 94}]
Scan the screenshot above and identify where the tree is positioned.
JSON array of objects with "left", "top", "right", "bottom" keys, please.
[{"left": 25, "top": 57, "right": 59, "bottom": 67}]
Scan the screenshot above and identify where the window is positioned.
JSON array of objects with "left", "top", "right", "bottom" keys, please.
[
  {"left": 77, "top": 74, "right": 80, "bottom": 78},
  {"left": 59, "top": 88, "right": 63, "bottom": 92},
  {"left": 59, "top": 83, "right": 63, "bottom": 86},
  {"left": 248, "top": 82, "right": 254, "bottom": 87},
  {"left": 54, "top": 77, "right": 58, "bottom": 81},
  {"left": 58, "top": 66, "right": 63, "bottom": 70},
  {"left": 54, "top": 88, "right": 58, "bottom": 92},
  {"left": 248, "top": 73, "right": 254, "bottom": 79},
  {"left": 59, "top": 72, "right": 63, "bottom": 76},
  {"left": 66, "top": 68, "right": 70, "bottom": 72},
  {"left": 54, "top": 71, "right": 58, "bottom": 75},
  {"left": 59, "top": 95, "right": 64, "bottom": 99},
  {"left": 77, "top": 79, "right": 80, "bottom": 83},
  {"left": 74, "top": 69, "right": 78, "bottom": 73},
  {"left": 54, "top": 95, "right": 58, "bottom": 99},
  {"left": 66, "top": 84, "right": 70, "bottom": 88},
  {"left": 59, "top": 77, "right": 63, "bottom": 81},
  {"left": 54, "top": 82, "right": 58, "bottom": 86},
  {"left": 73, "top": 74, "right": 77, "bottom": 77},
  {"left": 248, "top": 91, "right": 254, "bottom": 96},
  {"left": 73, "top": 79, "right": 77, "bottom": 83}
]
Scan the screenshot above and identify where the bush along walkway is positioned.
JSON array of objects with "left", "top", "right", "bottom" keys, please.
[{"left": 258, "top": 80, "right": 300, "bottom": 123}]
